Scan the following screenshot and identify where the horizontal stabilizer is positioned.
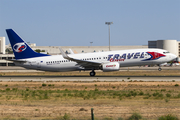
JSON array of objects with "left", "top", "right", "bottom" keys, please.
[{"left": 5, "top": 59, "right": 26, "bottom": 63}]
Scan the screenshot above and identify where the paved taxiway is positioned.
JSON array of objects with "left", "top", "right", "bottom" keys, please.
[
  {"left": 0, "top": 66, "right": 180, "bottom": 82},
  {"left": 0, "top": 66, "right": 180, "bottom": 71},
  {"left": 0, "top": 76, "right": 180, "bottom": 82},
  {"left": 0, "top": 66, "right": 180, "bottom": 72}
]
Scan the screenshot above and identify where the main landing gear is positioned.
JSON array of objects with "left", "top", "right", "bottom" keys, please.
[
  {"left": 158, "top": 67, "right": 162, "bottom": 71},
  {"left": 90, "top": 70, "right": 96, "bottom": 76}
]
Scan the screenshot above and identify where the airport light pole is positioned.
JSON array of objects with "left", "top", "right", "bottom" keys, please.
[
  {"left": 105, "top": 22, "right": 113, "bottom": 51},
  {"left": 90, "top": 42, "right": 93, "bottom": 46}
]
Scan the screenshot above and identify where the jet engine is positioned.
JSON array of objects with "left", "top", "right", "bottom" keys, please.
[{"left": 102, "top": 62, "right": 120, "bottom": 72}]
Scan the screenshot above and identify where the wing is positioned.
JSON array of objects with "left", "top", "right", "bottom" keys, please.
[{"left": 59, "top": 47, "right": 102, "bottom": 69}]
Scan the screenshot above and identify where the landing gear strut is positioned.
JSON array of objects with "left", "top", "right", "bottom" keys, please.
[
  {"left": 158, "top": 64, "right": 162, "bottom": 71},
  {"left": 90, "top": 70, "right": 96, "bottom": 76}
]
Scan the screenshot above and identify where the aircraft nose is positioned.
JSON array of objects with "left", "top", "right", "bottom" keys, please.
[{"left": 170, "top": 53, "right": 177, "bottom": 60}]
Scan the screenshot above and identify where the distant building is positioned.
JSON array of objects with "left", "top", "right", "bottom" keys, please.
[{"left": 0, "top": 37, "right": 5, "bottom": 54}]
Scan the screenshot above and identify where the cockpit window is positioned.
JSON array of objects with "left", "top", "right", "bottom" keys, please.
[{"left": 163, "top": 51, "right": 170, "bottom": 54}]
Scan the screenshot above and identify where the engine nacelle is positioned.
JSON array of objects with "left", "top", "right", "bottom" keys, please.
[{"left": 102, "top": 62, "right": 120, "bottom": 72}]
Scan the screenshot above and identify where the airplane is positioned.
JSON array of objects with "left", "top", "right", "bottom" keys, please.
[{"left": 6, "top": 29, "right": 177, "bottom": 76}]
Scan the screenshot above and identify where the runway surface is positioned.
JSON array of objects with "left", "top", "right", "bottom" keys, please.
[
  {"left": 0, "top": 66, "right": 180, "bottom": 82},
  {"left": 0, "top": 66, "right": 180, "bottom": 72},
  {"left": 0, "top": 76, "right": 179, "bottom": 82}
]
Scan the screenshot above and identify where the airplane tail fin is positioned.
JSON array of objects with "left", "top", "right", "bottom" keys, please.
[{"left": 6, "top": 29, "right": 50, "bottom": 59}]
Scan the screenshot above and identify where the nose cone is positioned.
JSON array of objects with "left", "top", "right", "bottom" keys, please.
[{"left": 170, "top": 53, "right": 177, "bottom": 60}]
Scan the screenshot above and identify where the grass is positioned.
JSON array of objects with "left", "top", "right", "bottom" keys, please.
[
  {"left": 0, "top": 82, "right": 180, "bottom": 101},
  {"left": 0, "top": 81, "right": 180, "bottom": 119},
  {"left": 128, "top": 113, "right": 142, "bottom": 120},
  {"left": 158, "top": 114, "right": 179, "bottom": 120}
]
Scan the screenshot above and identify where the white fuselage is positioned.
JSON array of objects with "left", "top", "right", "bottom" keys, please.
[{"left": 14, "top": 48, "right": 177, "bottom": 72}]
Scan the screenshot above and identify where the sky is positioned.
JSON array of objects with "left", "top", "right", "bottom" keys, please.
[{"left": 0, "top": 0, "right": 179, "bottom": 46}]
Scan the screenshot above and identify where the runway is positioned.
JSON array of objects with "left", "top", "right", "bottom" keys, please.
[
  {"left": 0, "top": 66, "right": 180, "bottom": 72},
  {"left": 0, "top": 66, "right": 180, "bottom": 82},
  {"left": 0, "top": 76, "right": 179, "bottom": 82}
]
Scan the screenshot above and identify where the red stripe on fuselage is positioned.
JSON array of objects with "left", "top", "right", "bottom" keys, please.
[{"left": 147, "top": 52, "right": 165, "bottom": 60}]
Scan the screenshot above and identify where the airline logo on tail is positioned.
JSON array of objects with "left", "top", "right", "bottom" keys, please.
[{"left": 13, "top": 42, "right": 27, "bottom": 53}]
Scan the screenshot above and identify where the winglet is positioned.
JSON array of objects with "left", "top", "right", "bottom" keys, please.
[
  {"left": 59, "top": 47, "right": 69, "bottom": 59},
  {"left": 69, "top": 49, "right": 74, "bottom": 54}
]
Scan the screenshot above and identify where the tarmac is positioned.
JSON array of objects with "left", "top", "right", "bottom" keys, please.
[
  {"left": 0, "top": 66, "right": 180, "bottom": 82},
  {"left": 0, "top": 66, "right": 180, "bottom": 72},
  {"left": 0, "top": 76, "right": 179, "bottom": 82}
]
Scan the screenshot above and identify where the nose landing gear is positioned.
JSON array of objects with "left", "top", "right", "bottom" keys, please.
[{"left": 158, "top": 64, "right": 162, "bottom": 71}]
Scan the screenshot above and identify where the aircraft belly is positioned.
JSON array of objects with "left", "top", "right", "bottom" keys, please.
[{"left": 41, "top": 63, "right": 79, "bottom": 72}]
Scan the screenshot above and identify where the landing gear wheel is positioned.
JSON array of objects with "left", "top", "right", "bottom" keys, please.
[
  {"left": 90, "top": 71, "right": 96, "bottom": 76},
  {"left": 158, "top": 68, "right": 162, "bottom": 71}
]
